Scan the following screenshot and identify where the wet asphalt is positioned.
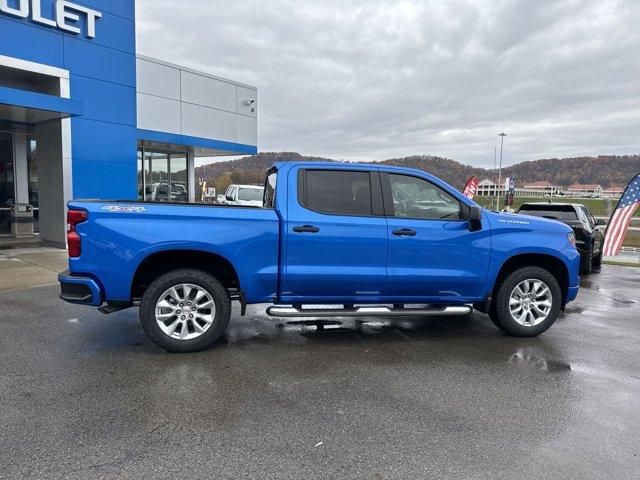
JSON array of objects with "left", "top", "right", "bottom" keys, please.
[{"left": 1, "top": 266, "right": 639, "bottom": 479}]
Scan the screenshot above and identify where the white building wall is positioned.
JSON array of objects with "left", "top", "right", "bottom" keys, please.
[
  {"left": 136, "top": 56, "right": 258, "bottom": 148},
  {"left": 136, "top": 93, "right": 181, "bottom": 134}
]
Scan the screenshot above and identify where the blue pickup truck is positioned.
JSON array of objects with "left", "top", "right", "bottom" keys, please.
[{"left": 59, "top": 162, "right": 580, "bottom": 352}]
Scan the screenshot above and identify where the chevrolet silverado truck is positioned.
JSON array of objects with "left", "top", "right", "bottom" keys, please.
[{"left": 59, "top": 162, "right": 581, "bottom": 352}]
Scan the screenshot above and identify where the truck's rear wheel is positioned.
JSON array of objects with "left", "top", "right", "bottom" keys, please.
[
  {"left": 140, "top": 269, "right": 231, "bottom": 352},
  {"left": 492, "top": 266, "right": 561, "bottom": 337}
]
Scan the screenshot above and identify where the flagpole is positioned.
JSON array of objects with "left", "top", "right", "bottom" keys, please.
[{"left": 496, "top": 133, "right": 507, "bottom": 211}]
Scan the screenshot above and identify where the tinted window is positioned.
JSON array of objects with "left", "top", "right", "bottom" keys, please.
[
  {"left": 518, "top": 204, "right": 578, "bottom": 220},
  {"left": 238, "top": 187, "right": 264, "bottom": 201},
  {"left": 302, "top": 170, "right": 372, "bottom": 216},
  {"left": 389, "top": 174, "right": 460, "bottom": 220},
  {"left": 581, "top": 206, "right": 596, "bottom": 227}
]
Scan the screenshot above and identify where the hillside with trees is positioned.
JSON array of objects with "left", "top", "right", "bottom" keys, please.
[{"left": 195, "top": 153, "right": 640, "bottom": 192}]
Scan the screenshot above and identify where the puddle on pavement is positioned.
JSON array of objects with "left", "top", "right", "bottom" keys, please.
[
  {"left": 562, "top": 305, "right": 584, "bottom": 315},
  {"left": 610, "top": 295, "right": 637, "bottom": 307},
  {"left": 580, "top": 278, "right": 601, "bottom": 291},
  {"left": 507, "top": 347, "right": 571, "bottom": 372},
  {"left": 243, "top": 316, "right": 468, "bottom": 339}
]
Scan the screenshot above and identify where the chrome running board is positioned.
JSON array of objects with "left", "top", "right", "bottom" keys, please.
[{"left": 266, "top": 305, "right": 472, "bottom": 318}]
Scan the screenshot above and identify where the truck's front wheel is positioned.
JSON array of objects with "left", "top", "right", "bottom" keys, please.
[
  {"left": 491, "top": 266, "right": 562, "bottom": 337},
  {"left": 139, "top": 269, "right": 231, "bottom": 352}
]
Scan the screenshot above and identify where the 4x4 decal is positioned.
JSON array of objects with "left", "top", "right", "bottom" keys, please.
[{"left": 101, "top": 205, "right": 146, "bottom": 213}]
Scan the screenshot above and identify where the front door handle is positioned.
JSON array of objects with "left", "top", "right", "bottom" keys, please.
[
  {"left": 392, "top": 228, "right": 417, "bottom": 237},
  {"left": 293, "top": 225, "right": 320, "bottom": 233}
]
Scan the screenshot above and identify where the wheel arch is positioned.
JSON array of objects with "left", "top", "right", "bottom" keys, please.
[
  {"left": 479, "top": 253, "right": 570, "bottom": 313},
  {"left": 131, "top": 249, "right": 241, "bottom": 301}
]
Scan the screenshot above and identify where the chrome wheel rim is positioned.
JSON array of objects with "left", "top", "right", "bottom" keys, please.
[
  {"left": 509, "top": 279, "right": 552, "bottom": 327},
  {"left": 155, "top": 283, "right": 215, "bottom": 340}
]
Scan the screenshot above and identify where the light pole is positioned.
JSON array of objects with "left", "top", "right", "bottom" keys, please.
[
  {"left": 496, "top": 132, "right": 507, "bottom": 211},
  {"left": 492, "top": 145, "right": 497, "bottom": 205}
]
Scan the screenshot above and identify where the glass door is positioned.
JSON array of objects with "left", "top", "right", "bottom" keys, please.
[
  {"left": 27, "top": 137, "right": 38, "bottom": 233},
  {"left": 144, "top": 150, "right": 169, "bottom": 201},
  {"left": 137, "top": 147, "right": 189, "bottom": 202},
  {"left": 0, "top": 132, "right": 15, "bottom": 235}
]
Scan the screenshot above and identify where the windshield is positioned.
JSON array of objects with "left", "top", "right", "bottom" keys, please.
[
  {"left": 238, "top": 187, "right": 264, "bottom": 201},
  {"left": 518, "top": 204, "right": 578, "bottom": 220}
]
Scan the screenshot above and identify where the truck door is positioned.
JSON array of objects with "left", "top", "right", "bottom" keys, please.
[
  {"left": 381, "top": 172, "right": 490, "bottom": 302},
  {"left": 282, "top": 167, "right": 388, "bottom": 301}
]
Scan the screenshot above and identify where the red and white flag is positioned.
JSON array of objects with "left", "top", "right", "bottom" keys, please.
[
  {"left": 602, "top": 173, "right": 640, "bottom": 256},
  {"left": 462, "top": 176, "right": 479, "bottom": 199}
]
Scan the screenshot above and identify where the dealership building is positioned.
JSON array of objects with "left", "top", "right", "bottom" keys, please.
[{"left": 0, "top": 0, "right": 258, "bottom": 247}]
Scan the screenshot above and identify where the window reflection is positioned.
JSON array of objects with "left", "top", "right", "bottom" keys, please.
[
  {"left": 137, "top": 149, "right": 143, "bottom": 201},
  {"left": 0, "top": 133, "right": 14, "bottom": 234},
  {"left": 169, "top": 154, "right": 188, "bottom": 202},
  {"left": 27, "top": 137, "right": 39, "bottom": 232},
  {"left": 137, "top": 148, "right": 189, "bottom": 203}
]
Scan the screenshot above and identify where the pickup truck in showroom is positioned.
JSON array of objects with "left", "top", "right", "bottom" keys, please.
[{"left": 59, "top": 162, "right": 581, "bottom": 352}]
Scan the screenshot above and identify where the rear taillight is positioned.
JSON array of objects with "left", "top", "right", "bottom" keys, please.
[{"left": 67, "top": 210, "right": 87, "bottom": 258}]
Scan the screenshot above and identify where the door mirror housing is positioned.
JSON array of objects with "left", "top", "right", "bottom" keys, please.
[
  {"left": 463, "top": 205, "right": 483, "bottom": 232},
  {"left": 225, "top": 194, "right": 234, "bottom": 202}
]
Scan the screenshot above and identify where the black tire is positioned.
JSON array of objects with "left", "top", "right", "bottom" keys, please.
[
  {"left": 492, "top": 266, "right": 562, "bottom": 337},
  {"left": 140, "top": 269, "right": 231, "bottom": 353},
  {"left": 592, "top": 250, "right": 602, "bottom": 269},
  {"left": 580, "top": 245, "right": 593, "bottom": 275}
]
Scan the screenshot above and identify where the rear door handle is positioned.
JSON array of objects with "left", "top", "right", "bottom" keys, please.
[
  {"left": 293, "top": 225, "right": 320, "bottom": 233},
  {"left": 392, "top": 228, "right": 417, "bottom": 237}
]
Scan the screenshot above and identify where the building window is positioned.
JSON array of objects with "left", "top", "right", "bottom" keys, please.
[
  {"left": 137, "top": 147, "right": 189, "bottom": 202},
  {"left": 27, "top": 137, "right": 38, "bottom": 233}
]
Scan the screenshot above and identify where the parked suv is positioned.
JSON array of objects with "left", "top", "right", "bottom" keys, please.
[
  {"left": 222, "top": 184, "right": 265, "bottom": 207},
  {"left": 518, "top": 203, "right": 605, "bottom": 273}
]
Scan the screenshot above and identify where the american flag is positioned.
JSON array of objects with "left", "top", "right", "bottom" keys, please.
[{"left": 602, "top": 173, "right": 640, "bottom": 256}]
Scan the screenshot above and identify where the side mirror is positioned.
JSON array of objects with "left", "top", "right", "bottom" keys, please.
[
  {"left": 465, "top": 205, "right": 483, "bottom": 232},
  {"left": 225, "top": 194, "right": 234, "bottom": 202},
  {"left": 596, "top": 219, "right": 606, "bottom": 226}
]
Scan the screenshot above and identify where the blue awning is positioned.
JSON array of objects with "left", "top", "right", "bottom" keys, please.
[
  {"left": 138, "top": 128, "right": 257, "bottom": 157},
  {"left": 0, "top": 86, "right": 83, "bottom": 124}
]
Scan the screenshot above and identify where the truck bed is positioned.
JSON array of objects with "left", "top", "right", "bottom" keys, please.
[{"left": 67, "top": 200, "right": 280, "bottom": 303}]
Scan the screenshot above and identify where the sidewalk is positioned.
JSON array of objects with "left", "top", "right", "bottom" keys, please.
[
  {"left": 603, "top": 251, "right": 640, "bottom": 267},
  {"left": 0, "top": 247, "right": 68, "bottom": 292}
]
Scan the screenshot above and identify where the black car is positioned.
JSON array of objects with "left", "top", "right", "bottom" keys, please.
[{"left": 517, "top": 203, "right": 605, "bottom": 274}]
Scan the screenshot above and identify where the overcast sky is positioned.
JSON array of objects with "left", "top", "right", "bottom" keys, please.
[{"left": 136, "top": 0, "right": 640, "bottom": 167}]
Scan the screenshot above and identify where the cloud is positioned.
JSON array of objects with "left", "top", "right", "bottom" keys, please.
[{"left": 136, "top": 0, "right": 640, "bottom": 167}]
